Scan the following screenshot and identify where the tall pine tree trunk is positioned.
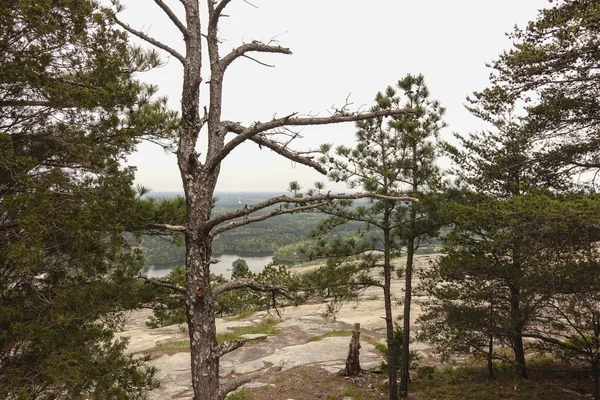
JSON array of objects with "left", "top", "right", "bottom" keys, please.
[
  {"left": 400, "top": 148, "right": 418, "bottom": 399},
  {"left": 593, "top": 358, "right": 599, "bottom": 400},
  {"left": 399, "top": 236, "right": 415, "bottom": 398},
  {"left": 488, "top": 295, "right": 495, "bottom": 380},
  {"left": 509, "top": 283, "right": 527, "bottom": 379},
  {"left": 383, "top": 229, "right": 399, "bottom": 400}
]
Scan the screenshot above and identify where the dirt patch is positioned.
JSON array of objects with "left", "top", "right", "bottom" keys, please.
[{"left": 241, "top": 365, "right": 389, "bottom": 400}]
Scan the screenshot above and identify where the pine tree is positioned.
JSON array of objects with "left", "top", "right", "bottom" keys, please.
[
  {"left": 0, "top": 1, "right": 176, "bottom": 397},
  {"left": 492, "top": 0, "right": 600, "bottom": 171},
  {"left": 110, "top": 2, "right": 414, "bottom": 398},
  {"left": 391, "top": 75, "right": 445, "bottom": 399},
  {"left": 309, "top": 74, "right": 445, "bottom": 400},
  {"left": 419, "top": 86, "right": 576, "bottom": 379}
]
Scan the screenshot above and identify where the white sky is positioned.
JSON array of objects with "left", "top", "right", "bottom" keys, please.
[{"left": 120, "top": 0, "right": 549, "bottom": 193}]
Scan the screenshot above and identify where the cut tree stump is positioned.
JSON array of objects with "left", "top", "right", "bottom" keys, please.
[{"left": 340, "top": 323, "right": 361, "bottom": 376}]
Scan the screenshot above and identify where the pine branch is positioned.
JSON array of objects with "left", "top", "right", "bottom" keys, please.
[
  {"left": 242, "top": 54, "right": 276, "bottom": 67},
  {"left": 220, "top": 41, "right": 292, "bottom": 70},
  {"left": 520, "top": 332, "right": 588, "bottom": 356},
  {"left": 249, "top": 134, "right": 325, "bottom": 173},
  {"left": 153, "top": 0, "right": 188, "bottom": 38},
  {"left": 113, "top": 16, "right": 185, "bottom": 64},
  {"left": 211, "top": 203, "right": 324, "bottom": 235},
  {"left": 207, "top": 192, "right": 417, "bottom": 232},
  {"left": 212, "top": 278, "right": 294, "bottom": 301},
  {"left": 0, "top": 100, "right": 51, "bottom": 107},
  {"left": 210, "top": 107, "right": 412, "bottom": 172},
  {"left": 212, "top": 0, "right": 232, "bottom": 23},
  {"left": 147, "top": 223, "right": 187, "bottom": 232},
  {"left": 138, "top": 276, "right": 186, "bottom": 294}
]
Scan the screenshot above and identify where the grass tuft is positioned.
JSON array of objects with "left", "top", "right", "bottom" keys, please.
[
  {"left": 306, "top": 329, "right": 352, "bottom": 343},
  {"left": 217, "top": 319, "right": 280, "bottom": 344}
]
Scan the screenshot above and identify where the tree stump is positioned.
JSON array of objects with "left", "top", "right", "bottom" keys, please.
[{"left": 340, "top": 323, "right": 361, "bottom": 376}]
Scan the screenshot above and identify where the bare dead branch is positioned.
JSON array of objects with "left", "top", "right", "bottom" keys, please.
[
  {"left": 213, "top": 338, "right": 246, "bottom": 358},
  {"left": 113, "top": 16, "right": 185, "bottom": 64},
  {"left": 220, "top": 41, "right": 292, "bottom": 70},
  {"left": 218, "top": 363, "right": 283, "bottom": 399},
  {"left": 209, "top": 107, "right": 413, "bottom": 172},
  {"left": 242, "top": 54, "right": 275, "bottom": 67},
  {"left": 211, "top": 203, "right": 325, "bottom": 235},
  {"left": 138, "top": 276, "right": 187, "bottom": 294},
  {"left": 147, "top": 223, "right": 187, "bottom": 232},
  {"left": 208, "top": 192, "right": 418, "bottom": 231},
  {"left": 253, "top": 134, "right": 326, "bottom": 172},
  {"left": 212, "top": 0, "right": 232, "bottom": 23},
  {"left": 153, "top": 0, "right": 188, "bottom": 38},
  {"left": 243, "top": 0, "right": 258, "bottom": 9}
]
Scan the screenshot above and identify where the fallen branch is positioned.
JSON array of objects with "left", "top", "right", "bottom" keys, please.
[{"left": 218, "top": 363, "right": 283, "bottom": 400}]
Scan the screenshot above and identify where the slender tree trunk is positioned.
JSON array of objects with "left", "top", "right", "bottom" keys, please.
[
  {"left": 399, "top": 236, "right": 414, "bottom": 398},
  {"left": 488, "top": 335, "right": 494, "bottom": 379},
  {"left": 383, "top": 229, "right": 399, "bottom": 400},
  {"left": 488, "top": 296, "right": 495, "bottom": 380},
  {"left": 593, "top": 359, "right": 599, "bottom": 400},
  {"left": 509, "top": 283, "right": 527, "bottom": 379},
  {"left": 399, "top": 154, "right": 418, "bottom": 399}
]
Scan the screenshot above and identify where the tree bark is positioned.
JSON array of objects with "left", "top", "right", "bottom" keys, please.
[
  {"left": 185, "top": 239, "right": 219, "bottom": 399},
  {"left": 399, "top": 237, "right": 414, "bottom": 398},
  {"left": 399, "top": 147, "right": 418, "bottom": 399},
  {"left": 383, "top": 229, "right": 399, "bottom": 400},
  {"left": 488, "top": 296, "right": 495, "bottom": 380},
  {"left": 593, "top": 358, "right": 599, "bottom": 400},
  {"left": 509, "top": 282, "right": 528, "bottom": 379}
]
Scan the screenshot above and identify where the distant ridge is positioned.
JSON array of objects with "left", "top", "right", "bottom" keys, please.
[{"left": 146, "top": 191, "right": 288, "bottom": 199}]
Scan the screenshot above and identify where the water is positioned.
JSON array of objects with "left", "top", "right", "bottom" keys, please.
[{"left": 143, "top": 253, "right": 274, "bottom": 279}]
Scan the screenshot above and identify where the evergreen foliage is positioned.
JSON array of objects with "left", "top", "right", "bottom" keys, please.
[
  {"left": 492, "top": 0, "right": 600, "bottom": 171},
  {"left": 419, "top": 81, "right": 600, "bottom": 395},
  {"left": 307, "top": 74, "right": 445, "bottom": 400},
  {"left": 147, "top": 262, "right": 295, "bottom": 327},
  {"left": 0, "top": 1, "right": 176, "bottom": 397}
]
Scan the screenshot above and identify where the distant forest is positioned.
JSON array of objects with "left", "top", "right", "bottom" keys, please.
[{"left": 136, "top": 192, "right": 440, "bottom": 265}]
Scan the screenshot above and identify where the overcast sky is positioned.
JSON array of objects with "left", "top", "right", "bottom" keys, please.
[{"left": 120, "top": 0, "right": 549, "bottom": 193}]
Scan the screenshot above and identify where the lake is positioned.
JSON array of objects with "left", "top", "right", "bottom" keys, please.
[{"left": 142, "top": 253, "right": 274, "bottom": 279}]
